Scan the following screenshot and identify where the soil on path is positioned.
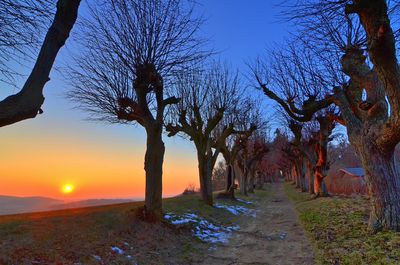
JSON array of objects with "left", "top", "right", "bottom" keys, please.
[{"left": 197, "top": 182, "right": 314, "bottom": 265}]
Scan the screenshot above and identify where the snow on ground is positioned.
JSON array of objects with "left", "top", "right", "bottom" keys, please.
[
  {"left": 236, "top": 198, "right": 254, "bottom": 205},
  {"left": 110, "top": 246, "right": 138, "bottom": 264},
  {"left": 92, "top": 255, "right": 101, "bottom": 261},
  {"left": 164, "top": 212, "right": 240, "bottom": 244},
  {"left": 111, "top": 246, "right": 124, "bottom": 255},
  {"left": 214, "top": 203, "right": 256, "bottom": 218}
]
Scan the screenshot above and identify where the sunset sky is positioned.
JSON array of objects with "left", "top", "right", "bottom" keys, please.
[{"left": 0, "top": 0, "right": 289, "bottom": 201}]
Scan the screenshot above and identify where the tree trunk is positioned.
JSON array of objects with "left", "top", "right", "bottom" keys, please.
[
  {"left": 294, "top": 162, "right": 301, "bottom": 188},
  {"left": 307, "top": 161, "right": 314, "bottom": 195},
  {"left": 144, "top": 124, "right": 165, "bottom": 220},
  {"left": 358, "top": 146, "right": 400, "bottom": 232},
  {"left": 247, "top": 166, "right": 255, "bottom": 193},
  {"left": 313, "top": 174, "right": 328, "bottom": 197},
  {"left": 300, "top": 159, "right": 307, "bottom": 192},
  {"left": 226, "top": 164, "right": 233, "bottom": 191},
  {"left": 239, "top": 167, "right": 248, "bottom": 196},
  {"left": 314, "top": 166, "right": 329, "bottom": 197},
  {"left": 217, "top": 163, "right": 235, "bottom": 199},
  {"left": 197, "top": 152, "right": 213, "bottom": 206}
]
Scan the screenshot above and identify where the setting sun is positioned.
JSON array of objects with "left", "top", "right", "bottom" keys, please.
[{"left": 61, "top": 184, "right": 75, "bottom": 194}]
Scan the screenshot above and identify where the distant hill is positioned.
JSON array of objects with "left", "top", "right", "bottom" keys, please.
[
  {"left": 0, "top": 195, "right": 62, "bottom": 215},
  {"left": 49, "top": 199, "right": 134, "bottom": 210},
  {"left": 0, "top": 196, "right": 135, "bottom": 215}
]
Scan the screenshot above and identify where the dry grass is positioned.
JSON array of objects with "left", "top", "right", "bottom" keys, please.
[
  {"left": 0, "top": 191, "right": 260, "bottom": 265},
  {"left": 0, "top": 199, "right": 201, "bottom": 264},
  {"left": 284, "top": 183, "right": 400, "bottom": 265}
]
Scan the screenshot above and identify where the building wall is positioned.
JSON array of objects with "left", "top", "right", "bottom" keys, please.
[{"left": 325, "top": 171, "right": 367, "bottom": 195}]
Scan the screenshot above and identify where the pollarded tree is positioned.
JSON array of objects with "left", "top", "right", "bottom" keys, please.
[
  {"left": 277, "top": 0, "right": 400, "bottom": 231},
  {"left": 0, "top": 0, "right": 81, "bottom": 127},
  {"left": 236, "top": 132, "right": 269, "bottom": 195},
  {"left": 214, "top": 97, "right": 260, "bottom": 199},
  {"left": 263, "top": 129, "right": 292, "bottom": 183},
  {"left": 67, "top": 0, "right": 207, "bottom": 219},
  {"left": 166, "top": 65, "right": 247, "bottom": 205},
  {"left": 252, "top": 44, "right": 338, "bottom": 196}
]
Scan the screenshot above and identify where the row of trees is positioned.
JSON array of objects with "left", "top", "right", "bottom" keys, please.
[
  {"left": 1, "top": 0, "right": 270, "bottom": 220},
  {"left": 2, "top": 0, "right": 400, "bottom": 231},
  {"left": 254, "top": 0, "right": 400, "bottom": 232}
]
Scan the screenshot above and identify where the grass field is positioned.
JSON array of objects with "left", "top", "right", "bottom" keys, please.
[
  {"left": 0, "top": 191, "right": 260, "bottom": 265},
  {"left": 284, "top": 183, "right": 400, "bottom": 265}
]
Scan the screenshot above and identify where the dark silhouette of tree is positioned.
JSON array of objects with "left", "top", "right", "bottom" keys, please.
[
  {"left": 67, "top": 0, "right": 207, "bottom": 220},
  {"left": 0, "top": 0, "right": 52, "bottom": 80},
  {"left": 236, "top": 132, "right": 269, "bottom": 195},
  {"left": 0, "top": 0, "right": 81, "bottom": 127},
  {"left": 166, "top": 65, "right": 252, "bottom": 205},
  {"left": 214, "top": 97, "right": 261, "bottom": 199}
]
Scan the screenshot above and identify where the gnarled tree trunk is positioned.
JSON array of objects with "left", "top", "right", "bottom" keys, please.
[
  {"left": 247, "top": 165, "right": 257, "bottom": 193},
  {"left": 226, "top": 164, "right": 233, "bottom": 191},
  {"left": 307, "top": 161, "right": 314, "bottom": 194},
  {"left": 239, "top": 164, "right": 248, "bottom": 196},
  {"left": 300, "top": 159, "right": 307, "bottom": 192},
  {"left": 358, "top": 144, "right": 400, "bottom": 232},
  {"left": 144, "top": 124, "right": 165, "bottom": 219},
  {"left": 313, "top": 173, "right": 328, "bottom": 197},
  {"left": 197, "top": 151, "right": 213, "bottom": 206}
]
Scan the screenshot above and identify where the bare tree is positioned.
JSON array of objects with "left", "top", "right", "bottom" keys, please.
[
  {"left": 272, "top": 0, "right": 400, "bottom": 231},
  {"left": 67, "top": 0, "right": 207, "bottom": 220},
  {"left": 212, "top": 161, "right": 227, "bottom": 191},
  {"left": 214, "top": 97, "right": 260, "bottom": 199},
  {"left": 236, "top": 132, "right": 269, "bottom": 195},
  {"left": 0, "top": 0, "right": 52, "bottom": 80},
  {"left": 252, "top": 43, "right": 338, "bottom": 197},
  {"left": 263, "top": 128, "right": 292, "bottom": 183},
  {"left": 166, "top": 64, "right": 249, "bottom": 205},
  {"left": 0, "top": 0, "right": 81, "bottom": 127}
]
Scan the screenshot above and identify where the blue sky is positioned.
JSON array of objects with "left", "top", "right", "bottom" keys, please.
[
  {"left": 0, "top": 0, "right": 294, "bottom": 199},
  {"left": 2, "top": 0, "right": 290, "bottom": 135}
]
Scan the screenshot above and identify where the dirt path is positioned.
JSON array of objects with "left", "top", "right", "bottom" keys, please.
[{"left": 198, "top": 182, "right": 314, "bottom": 265}]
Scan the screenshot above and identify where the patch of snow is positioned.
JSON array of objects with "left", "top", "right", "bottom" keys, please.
[
  {"left": 164, "top": 212, "right": 240, "bottom": 244},
  {"left": 164, "top": 214, "right": 172, "bottom": 220},
  {"left": 124, "top": 242, "right": 130, "bottom": 246},
  {"left": 279, "top": 231, "right": 287, "bottom": 240},
  {"left": 236, "top": 198, "right": 254, "bottom": 205},
  {"left": 249, "top": 211, "right": 257, "bottom": 218},
  {"left": 92, "top": 255, "right": 101, "bottom": 261},
  {"left": 214, "top": 203, "right": 256, "bottom": 218},
  {"left": 111, "top": 246, "right": 124, "bottom": 255}
]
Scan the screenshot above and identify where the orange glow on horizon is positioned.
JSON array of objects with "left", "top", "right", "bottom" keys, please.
[{"left": 0, "top": 124, "right": 200, "bottom": 201}]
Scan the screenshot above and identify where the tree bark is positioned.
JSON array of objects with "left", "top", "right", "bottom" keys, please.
[
  {"left": 247, "top": 167, "right": 256, "bottom": 193},
  {"left": 307, "top": 161, "right": 314, "bottom": 194},
  {"left": 197, "top": 152, "right": 213, "bottom": 206},
  {"left": 294, "top": 161, "right": 301, "bottom": 189},
  {"left": 313, "top": 174, "right": 328, "bottom": 197},
  {"left": 226, "top": 164, "right": 233, "bottom": 191},
  {"left": 0, "top": 0, "right": 81, "bottom": 127},
  {"left": 358, "top": 145, "right": 400, "bottom": 232},
  {"left": 300, "top": 159, "right": 307, "bottom": 192},
  {"left": 239, "top": 165, "right": 248, "bottom": 196},
  {"left": 143, "top": 124, "right": 165, "bottom": 219}
]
